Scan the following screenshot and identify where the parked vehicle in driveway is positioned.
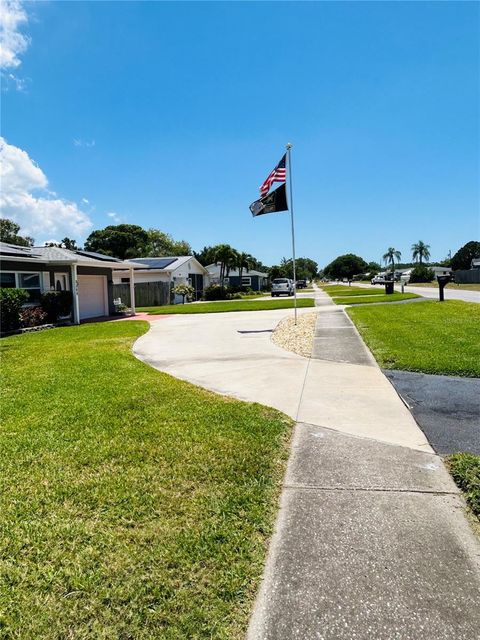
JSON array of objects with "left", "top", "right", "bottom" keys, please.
[
  {"left": 296, "top": 280, "right": 307, "bottom": 289},
  {"left": 271, "top": 278, "right": 293, "bottom": 296},
  {"left": 371, "top": 275, "right": 386, "bottom": 285}
]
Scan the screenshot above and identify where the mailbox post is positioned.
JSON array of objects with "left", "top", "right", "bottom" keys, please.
[{"left": 437, "top": 274, "right": 452, "bottom": 302}]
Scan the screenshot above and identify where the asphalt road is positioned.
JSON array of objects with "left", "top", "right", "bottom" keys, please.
[{"left": 384, "top": 370, "right": 480, "bottom": 455}]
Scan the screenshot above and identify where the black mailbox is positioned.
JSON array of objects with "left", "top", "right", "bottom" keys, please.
[
  {"left": 385, "top": 281, "right": 394, "bottom": 295},
  {"left": 437, "top": 274, "right": 452, "bottom": 302}
]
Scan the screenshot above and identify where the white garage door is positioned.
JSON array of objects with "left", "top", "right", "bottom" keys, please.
[{"left": 78, "top": 275, "right": 108, "bottom": 319}]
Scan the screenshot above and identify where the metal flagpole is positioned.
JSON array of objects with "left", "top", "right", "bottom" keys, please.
[{"left": 286, "top": 143, "right": 297, "bottom": 325}]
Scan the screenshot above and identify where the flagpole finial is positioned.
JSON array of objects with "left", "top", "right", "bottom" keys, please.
[{"left": 286, "top": 143, "right": 292, "bottom": 150}]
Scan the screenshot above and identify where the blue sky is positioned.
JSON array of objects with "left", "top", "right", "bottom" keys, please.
[{"left": 1, "top": 1, "right": 478, "bottom": 267}]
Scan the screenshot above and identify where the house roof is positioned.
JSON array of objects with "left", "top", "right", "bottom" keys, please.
[
  {"left": 127, "top": 256, "right": 208, "bottom": 273},
  {"left": 205, "top": 263, "right": 269, "bottom": 278},
  {"left": 0, "top": 242, "right": 141, "bottom": 270}
]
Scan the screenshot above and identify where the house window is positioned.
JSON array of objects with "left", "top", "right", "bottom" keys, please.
[
  {"left": 223, "top": 277, "right": 230, "bottom": 284},
  {"left": 121, "top": 277, "right": 130, "bottom": 283},
  {"left": 0, "top": 272, "right": 42, "bottom": 302},
  {"left": 18, "top": 273, "right": 42, "bottom": 302},
  {"left": 242, "top": 277, "right": 251, "bottom": 286},
  {"left": 0, "top": 273, "right": 16, "bottom": 288}
]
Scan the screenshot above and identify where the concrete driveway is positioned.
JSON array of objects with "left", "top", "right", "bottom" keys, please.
[{"left": 134, "top": 305, "right": 431, "bottom": 451}]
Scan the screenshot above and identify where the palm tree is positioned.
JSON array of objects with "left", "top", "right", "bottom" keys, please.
[
  {"left": 237, "top": 252, "right": 254, "bottom": 288},
  {"left": 214, "top": 244, "right": 238, "bottom": 286},
  {"left": 382, "top": 247, "right": 402, "bottom": 279},
  {"left": 411, "top": 240, "right": 431, "bottom": 264}
]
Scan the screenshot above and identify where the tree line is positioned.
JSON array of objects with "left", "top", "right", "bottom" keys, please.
[{"left": 322, "top": 240, "right": 480, "bottom": 280}]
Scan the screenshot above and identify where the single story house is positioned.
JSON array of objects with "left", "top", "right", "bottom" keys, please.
[
  {"left": 0, "top": 242, "right": 141, "bottom": 323},
  {"left": 399, "top": 266, "right": 452, "bottom": 281},
  {"left": 205, "top": 264, "right": 269, "bottom": 290},
  {"left": 112, "top": 256, "right": 209, "bottom": 302}
]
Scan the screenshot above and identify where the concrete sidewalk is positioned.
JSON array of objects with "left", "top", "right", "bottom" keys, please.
[{"left": 133, "top": 290, "right": 480, "bottom": 639}]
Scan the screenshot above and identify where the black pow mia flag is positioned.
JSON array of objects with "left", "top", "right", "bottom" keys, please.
[{"left": 249, "top": 183, "right": 288, "bottom": 217}]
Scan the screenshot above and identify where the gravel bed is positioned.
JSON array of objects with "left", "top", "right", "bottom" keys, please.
[{"left": 271, "top": 312, "right": 317, "bottom": 358}]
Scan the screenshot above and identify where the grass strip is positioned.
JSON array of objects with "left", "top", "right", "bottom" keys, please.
[
  {"left": 446, "top": 453, "right": 480, "bottom": 518},
  {"left": 0, "top": 322, "right": 292, "bottom": 639},
  {"left": 347, "top": 300, "right": 480, "bottom": 377},
  {"left": 332, "top": 293, "right": 419, "bottom": 305},
  {"left": 320, "top": 285, "right": 385, "bottom": 296},
  {"left": 139, "top": 298, "right": 314, "bottom": 314}
]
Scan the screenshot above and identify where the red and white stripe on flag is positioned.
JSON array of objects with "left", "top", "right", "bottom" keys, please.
[{"left": 259, "top": 154, "right": 286, "bottom": 196}]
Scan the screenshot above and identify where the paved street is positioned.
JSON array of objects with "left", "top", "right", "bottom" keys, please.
[
  {"left": 133, "top": 290, "right": 480, "bottom": 639},
  {"left": 385, "top": 370, "right": 480, "bottom": 455}
]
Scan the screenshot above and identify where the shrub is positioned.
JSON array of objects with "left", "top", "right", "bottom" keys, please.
[
  {"left": 173, "top": 283, "right": 195, "bottom": 303},
  {"left": 204, "top": 285, "right": 228, "bottom": 301},
  {"left": 41, "top": 291, "right": 73, "bottom": 322},
  {"left": 409, "top": 265, "right": 435, "bottom": 283},
  {"left": 20, "top": 306, "right": 48, "bottom": 327},
  {"left": 0, "top": 288, "right": 29, "bottom": 332}
]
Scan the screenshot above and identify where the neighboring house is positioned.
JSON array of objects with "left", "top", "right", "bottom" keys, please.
[
  {"left": 205, "top": 264, "right": 269, "bottom": 290},
  {"left": 471, "top": 258, "right": 480, "bottom": 270},
  {"left": 112, "top": 256, "right": 209, "bottom": 302},
  {"left": 0, "top": 242, "right": 141, "bottom": 323},
  {"left": 399, "top": 266, "right": 452, "bottom": 281}
]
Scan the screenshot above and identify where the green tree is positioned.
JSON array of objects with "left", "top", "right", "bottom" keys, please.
[
  {"left": 214, "top": 244, "right": 238, "bottom": 286},
  {"left": 145, "top": 229, "right": 192, "bottom": 257},
  {"left": 366, "top": 261, "right": 381, "bottom": 275},
  {"left": 194, "top": 246, "right": 218, "bottom": 266},
  {"left": 411, "top": 240, "right": 431, "bottom": 264},
  {"left": 450, "top": 241, "right": 480, "bottom": 271},
  {"left": 323, "top": 254, "right": 368, "bottom": 280},
  {"left": 84, "top": 224, "right": 149, "bottom": 259},
  {"left": 382, "top": 247, "right": 402, "bottom": 279},
  {"left": 237, "top": 252, "right": 254, "bottom": 288},
  {"left": 0, "top": 218, "right": 34, "bottom": 247},
  {"left": 62, "top": 237, "right": 78, "bottom": 250}
]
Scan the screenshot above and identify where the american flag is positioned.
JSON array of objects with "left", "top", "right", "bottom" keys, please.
[{"left": 259, "top": 154, "right": 286, "bottom": 197}]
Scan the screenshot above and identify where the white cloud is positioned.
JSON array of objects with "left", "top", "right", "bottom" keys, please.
[
  {"left": 73, "top": 138, "right": 96, "bottom": 148},
  {"left": 82, "top": 197, "right": 90, "bottom": 205},
  {"left": 0, "top": 136, "right": 93, "bottom": 242},
  {"left": 107, "top": 211, "right": 123, "bottom": 224},
  {"left": 0, "top": 0, "right": 29, "bottom": 69}
]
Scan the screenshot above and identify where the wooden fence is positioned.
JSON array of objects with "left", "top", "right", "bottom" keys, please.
[{"left": 112, "top": 281, "right": 170, "bottom": 307}]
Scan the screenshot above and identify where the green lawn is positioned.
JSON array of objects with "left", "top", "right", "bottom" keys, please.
[
  {"left": 320, "top": 285, "right": 384, "bottom": 296},
  {"left": 139, "top": 298, "right": 315, "bottom": 314},
  {"left": 446, "top": 453, "right": 480, "bottom": 519},
  {"left": 332, "top": 292, "right": 420, "bottom": 305},
  {"left": 348, "top": 300, "right": 480, "bottom": 377},
  {"left": 0, "top": 322, "right": 291, "bottom": 639}
]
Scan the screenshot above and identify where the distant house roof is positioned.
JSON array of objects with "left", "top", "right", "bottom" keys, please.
[
  {"left": 205, "top": 263, "right": 269, "bottom": 278},
  {"left": 0, "top": 242, "right": 140, "bottom": 270},
  {"left": 127, "top": 256, "right": 208, "bottom": 273},
  {"left": 130, "top": 257, "right": 179, "bottom": 270}
]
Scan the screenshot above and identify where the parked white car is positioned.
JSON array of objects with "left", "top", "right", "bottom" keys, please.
[{"left": 271, "top": 278, "right": 294, "bottom": 297}]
